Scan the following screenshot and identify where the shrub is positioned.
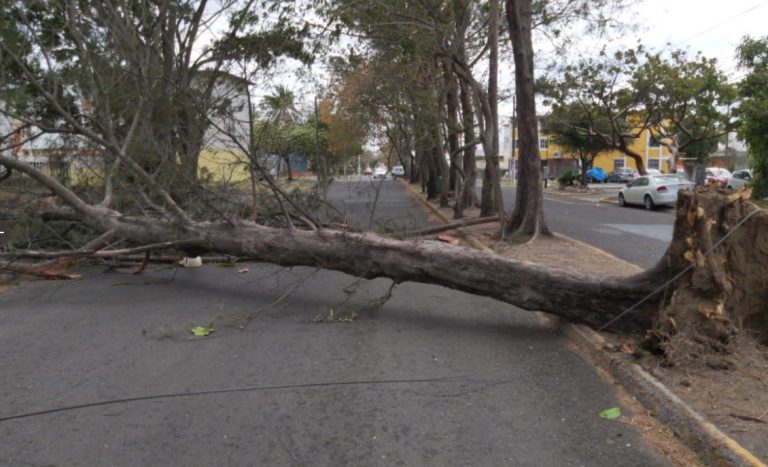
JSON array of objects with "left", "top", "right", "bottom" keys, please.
[{"left": 557, "top": 170, "right": 579, "bottom": 187}]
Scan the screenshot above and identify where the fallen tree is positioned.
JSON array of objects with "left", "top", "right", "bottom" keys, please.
[
  {"left": 1, "top": 0, "right": 766, "bottom": 358},
  {"left": 2, "top": 152, "right": 766, "bottom": 350}
]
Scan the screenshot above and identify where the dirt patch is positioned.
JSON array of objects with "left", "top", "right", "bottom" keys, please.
[
  {"left": 470, "top": 225, "right": 643, "bottom": 277},
  {"left": 418, "top": 192, "right": 768, "bottom": 463}
]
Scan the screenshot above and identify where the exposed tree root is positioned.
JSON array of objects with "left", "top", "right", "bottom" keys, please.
[{"left": 644, "top": 189, "right": 768, "bottom": 363}]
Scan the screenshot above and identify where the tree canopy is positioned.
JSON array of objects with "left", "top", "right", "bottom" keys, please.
[{"left": 736, "top": 35, "right": 768, "bottom": 199}]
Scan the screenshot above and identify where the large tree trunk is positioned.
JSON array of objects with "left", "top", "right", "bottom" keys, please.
[
  {"left": 442, "top": 59, "right": 461, "bottom": 207},
  {"left": 457, "top": 71, "right": 478, "bottom": 211},
  {"left": 478, "top": 1, "right": 504, "bottom": 221},
  {"left": 504, "top": 0, "right": 551, "bottom": 236},
  {"left": 59, "top": 205, "right": 662, "bottom": 333}
]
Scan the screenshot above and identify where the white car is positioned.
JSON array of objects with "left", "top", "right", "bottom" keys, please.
[
  {"left": 391, "top": 165, "right": 405, "bottom": 179},
  {"left": 618, "top": 175, "right": 695, "bottom": 210},
  {"left": 727, "top": 169, "right": 753, "bottom": 190},
  {"left": 373, "top": 166, "right": 387, "bottom": 179}
]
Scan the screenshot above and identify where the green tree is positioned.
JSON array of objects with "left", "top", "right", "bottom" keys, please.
[
  {"left": 543, "top": 103, "right": 613, "bottom": 185},
  {"left": 260, "top": 86, "right": 301, "bottom": 125},
  {"left": 639, "top": 51, "right": 737, "bottom": 178},
  {"left": 543, "top": 47, "right": 735, "bottom": 180},
  {"left": 736, "top": 36, "right": 768, "bottom": 199},
  {"left": 253, "top": 120, "right": 317, "bottom": 181}
]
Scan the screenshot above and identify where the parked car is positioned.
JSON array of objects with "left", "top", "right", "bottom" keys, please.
[
  {"left": 705, "top": 167, "right": 731, "bottom": 187},
  {"left": 391, "top": 165, "right": 405, "bottom": 179},
  {"left": 585, "top": 167, "right": 607, "bottom": 183},
  {"left": 606, "top": 167, "right": 638, "bottom": 183},
  {"left": 645, "top": 169, "right": 662, "bottom": 176},
  {"left": 727, "top": 169, "right": 753, "bottom": 190},
  {"left": 363, "top": 167, "right": 373, "bottom": 176},
  {"left": 373, "top": 166, "right": 387, "bottom": 179},
  {"left": 618, "top": 175, "right": 695, "bottom": 210}
]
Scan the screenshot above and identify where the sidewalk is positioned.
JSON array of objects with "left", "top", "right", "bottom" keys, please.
[{"left": 398, "top": 179, "right": 768, "bottom": 467}]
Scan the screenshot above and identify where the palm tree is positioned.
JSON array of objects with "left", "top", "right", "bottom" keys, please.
[
  {"left": 259, "top": 85, "right": 301, "bottom": 179},
  {"left": 260, "top": 85, "right": 300, "bottom": 125}
]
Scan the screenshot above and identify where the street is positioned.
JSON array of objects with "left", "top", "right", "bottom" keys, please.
[
  {"left": 330, "top": 176, "right": 675, "bottom": 269},
  {"left": 0, "top": 178, "right": 681, "bottom": 466},
  {"left": 537, "top": 189, "right": 675, "bottom": 269}
]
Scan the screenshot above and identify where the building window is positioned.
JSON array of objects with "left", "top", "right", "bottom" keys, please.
[
  {"left": 648, "top": 159, "right": 660, "bottom": 170},
  {"left": 539, "top": 138, "right": 548, "bottom": 149},
  {"left": 613, "top": 159, "right": 625, "bottom": 171},
  {"left": 648, "top": 134, "right": 661, "bottom": 147},
  {"left": 513, "top": 139, "right": 519, "bottom": 151}
]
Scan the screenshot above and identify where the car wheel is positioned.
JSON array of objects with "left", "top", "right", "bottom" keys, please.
[
  {"left": 644, "top": 195, "right": 655, "bottom": 211},
  {"left": 618, "top": 193, "right": 626, "bottom": 207}
]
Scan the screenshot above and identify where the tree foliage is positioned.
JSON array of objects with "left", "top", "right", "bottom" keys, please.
[
  {"left": 0, "top": 0, "right": 312, "bottom": 204},
  {"left": 542, "top": 47, "right": 735, "bottom": 175},
  {"left": 736, "top": 36, "right": 768, "bottom": 199},
  {"left": 542, "top": 102, "right": 612, "bottom": 184}
]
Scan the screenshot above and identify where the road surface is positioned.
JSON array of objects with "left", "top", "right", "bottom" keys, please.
[{"left": 0, "top": 179, "right": 678, "bottom": 466}]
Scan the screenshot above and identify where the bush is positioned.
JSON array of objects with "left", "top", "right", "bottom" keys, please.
[{"left": 557, "top": 170, "right": 579, "bottom": 187}]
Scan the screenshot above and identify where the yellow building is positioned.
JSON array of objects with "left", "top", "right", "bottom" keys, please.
[{"left": 509, "top": 122, "right": 670, "bottom": 178}]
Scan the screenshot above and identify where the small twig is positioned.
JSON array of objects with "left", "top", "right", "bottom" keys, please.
[
  {"left": 405, "top": 216, "right": 498, "bottom": 237},
  {"left": 729, "top": 413, "right": 768, "bottom": 424}
]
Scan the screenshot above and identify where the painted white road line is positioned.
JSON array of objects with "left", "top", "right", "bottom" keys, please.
[{"left": 602, "top": 223, "right": 674, "bottom": 242}]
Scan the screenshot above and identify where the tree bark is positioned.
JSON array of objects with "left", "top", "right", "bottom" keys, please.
[
  {"left": 442, "top": 58, "right": 462, "bottom": 209},
  {"left": 457, "top": 70, "right": 478, "bottom": 213},
  {"left": 504, "top": 0, "right": 551, "bottom": 236},
  {"left": 65, "top": 206, "right": 663, "bottom": 333}
]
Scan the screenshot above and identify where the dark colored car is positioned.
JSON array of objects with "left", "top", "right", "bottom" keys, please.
[{"left": 606, "top": 168, "right": 638, "bottom": 183}]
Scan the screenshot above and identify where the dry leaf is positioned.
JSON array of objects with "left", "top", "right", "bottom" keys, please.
[
  {"left": 437, "top": 234, "right": 460, "bottom": 245},
  {"left": 619, "top": 341, "right": 637, "bottom": 354},
  {"left": 238, "top": 267, "right": 250, "bottom": 273},
  {"left": 684, "top": 250, "right": 696, "bottom": 263}
]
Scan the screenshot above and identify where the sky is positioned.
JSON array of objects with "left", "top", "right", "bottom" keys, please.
[
  {"left": 492, "top": 0, "right": 768, "bottom": 116},
  {"left": 624, "top": 0, "right": 767, "bottom": 77},
  {"left": 196, "top": 0, "right": 768, "bottom": 118}
]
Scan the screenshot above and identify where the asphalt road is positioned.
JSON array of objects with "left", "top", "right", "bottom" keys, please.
[
  {"left": 323, "top": 176, "right": 435, "bottom": 232},
  {"left": 0, "top": 179, "right": 675, "bottom": 466},
  {"left": 536, "top": 190, "right": 675, "bottom": 269},
  {"left": 329, "top": 177, "right": 675, "bottom": 269},
  {"left": 0, "top": 266, "right": 666, "bottom": 466}
]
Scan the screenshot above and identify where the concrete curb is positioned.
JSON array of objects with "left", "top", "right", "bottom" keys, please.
[
  {"left": 545, "top": 189, "right": 606, "bottom": 198},
  {"left": 397, "top": 178, "right": 765, "bottom": 466},
  {"left": 397, "top": 179, "right": 494, "bottom": 254},
  {"left": 560, "top": 322, "right": 766, "bottom": 467}
]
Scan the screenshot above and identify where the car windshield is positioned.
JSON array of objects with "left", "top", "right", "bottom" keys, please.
[{"left": 652, "top": 175, "right": 679, "bottom": 184}]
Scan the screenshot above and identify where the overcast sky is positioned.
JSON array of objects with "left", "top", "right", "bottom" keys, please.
[
  {"left": 491, "top": 0, "right": 768, "bottom": 116},
  {"left": 629, "top": 0, "right": 767, "bottom": 76},
  {"left": 198, "top": 0, "right": 768, "bottom": 118}
]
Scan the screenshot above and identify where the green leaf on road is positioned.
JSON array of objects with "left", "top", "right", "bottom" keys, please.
[
  {"left": 190, "top": 324, "right": 214, "bottom": 337},
  {"left": 599, "top": 406, "right": 622, "bottom": 419}
]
